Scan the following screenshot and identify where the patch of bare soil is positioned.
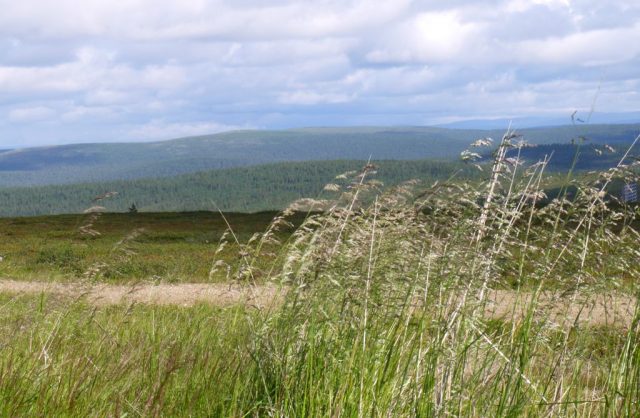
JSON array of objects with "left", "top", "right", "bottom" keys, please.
[
  {"left": 0, "top": 279, "right": 282, "bottom": 308},
  {"left": 484, "top": 289, "right": 637, "bottom": 328}
]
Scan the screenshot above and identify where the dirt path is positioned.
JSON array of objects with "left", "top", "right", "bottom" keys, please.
[
  {"left": 482, "top": 290, "right": 637, "bottom": 328},
  {"left": 0, "top": 279, "right": 636, "bottom": 327},
  {"left": 0, "top": 279, "right": 283, "bottom": 308}
]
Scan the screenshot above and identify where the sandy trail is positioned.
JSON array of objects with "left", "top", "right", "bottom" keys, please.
[
  {"left": 482, "top": 290, "right": 637, "bottom": 328},
  {"left": 0, "top": 279, "right": 282, "bottom": 308},
  {"left": 0, "top": 279, "right": 636, "bottom": 327}
]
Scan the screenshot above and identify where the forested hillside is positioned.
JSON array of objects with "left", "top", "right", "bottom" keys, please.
[
  {"left": 0, "top": 159, "right": 474, "bottom": 217},
  {"left": 2, "top": 134, "right": 637, "bottom": 217},
  {"left": 1, "top": 124, "right": 637, "bottom": 187},
  {"left": 496, "top": 142, "right": 626, "bottom": 171}
]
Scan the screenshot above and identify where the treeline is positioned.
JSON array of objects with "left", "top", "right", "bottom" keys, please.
[{"left": 0, "top": 160, "right": 476, "bottom": 217}]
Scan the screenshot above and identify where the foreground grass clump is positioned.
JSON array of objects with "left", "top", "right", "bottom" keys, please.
[
  {"left": 229, "top": 133, "right": 640, "bottom": 416},
  {"left": 0, "top": 293, "right": 260, "bottom": 416}
]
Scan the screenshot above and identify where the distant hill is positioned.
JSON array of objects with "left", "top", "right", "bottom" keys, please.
[
  {"left": 1, "top": 138, "right": 637, "bottom": 217},
  {"left": 1, "top": 124, "right": 638, "bottom": 187}
]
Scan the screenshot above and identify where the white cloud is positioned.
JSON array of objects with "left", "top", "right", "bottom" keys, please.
[
  {"left": 506, "top": 0, "right": 571, "bottom": 13},
  {"left": 278, "top": 90, "right": 354, "bottom": 105},
  {"left": 516, "top": 24, "right": 640, "bottom": 65},
  {"left": 61, "top": 105, "right": 114, "bottom": 122},
  {"left": 0, "top": 0, "right": 412, "bottom": 41},
  {"left": 0, "top": 48, "right": 188, "bottom": 95},
  {"left": 8, "top": 106, "right": 56, "bottom": 122},
  {"left": 365, "top": 11, "right": 479, "bottom": 64}
]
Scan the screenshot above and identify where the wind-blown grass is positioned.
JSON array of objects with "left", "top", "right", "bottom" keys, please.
[{"left": 229, "top": 130, "right": 640, "bottom": 416}]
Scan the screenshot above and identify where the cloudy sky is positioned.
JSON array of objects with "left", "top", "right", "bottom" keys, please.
[{"left": 1, "top": 0, "right": 639, "bottom": 147}]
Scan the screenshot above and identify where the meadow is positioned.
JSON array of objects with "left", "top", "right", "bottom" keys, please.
[
  {"left": 0, "top": 211, "right": 303, "bottom": 283},
  {"left": 0, "top": 132, "right": 639, "bottom": 416}
]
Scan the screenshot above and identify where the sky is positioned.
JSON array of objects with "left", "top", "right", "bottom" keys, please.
[{"left": 1, "top": 0, "right": 639, "bottom": 147}]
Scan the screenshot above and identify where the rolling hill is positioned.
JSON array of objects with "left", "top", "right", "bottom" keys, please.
[{"left": 1, "top": 124, "right": 638, "bottom": 187}]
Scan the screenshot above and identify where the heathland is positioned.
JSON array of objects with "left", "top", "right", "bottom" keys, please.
[{"left": 0, "top": 127, "right": 639, "bottom": 415}]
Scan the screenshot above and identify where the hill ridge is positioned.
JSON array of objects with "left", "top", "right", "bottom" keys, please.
[{"left": 1, "top": 124, "right": 638, "bottom": 187}]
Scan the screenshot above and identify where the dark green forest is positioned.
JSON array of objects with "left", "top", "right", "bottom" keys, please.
[{"left": 0, "top": 159, "right": 475, "bottom": 217}]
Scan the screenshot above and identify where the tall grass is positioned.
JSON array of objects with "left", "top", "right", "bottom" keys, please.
[
  {"left": 0, "top": 130, "right": 639, "bottom": 416},
  {"left": 0, "top": 295, "right": 255, "bottom": 416},
  {"left": 232, "top": 130, "right": 640, "bottom": 416}
]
